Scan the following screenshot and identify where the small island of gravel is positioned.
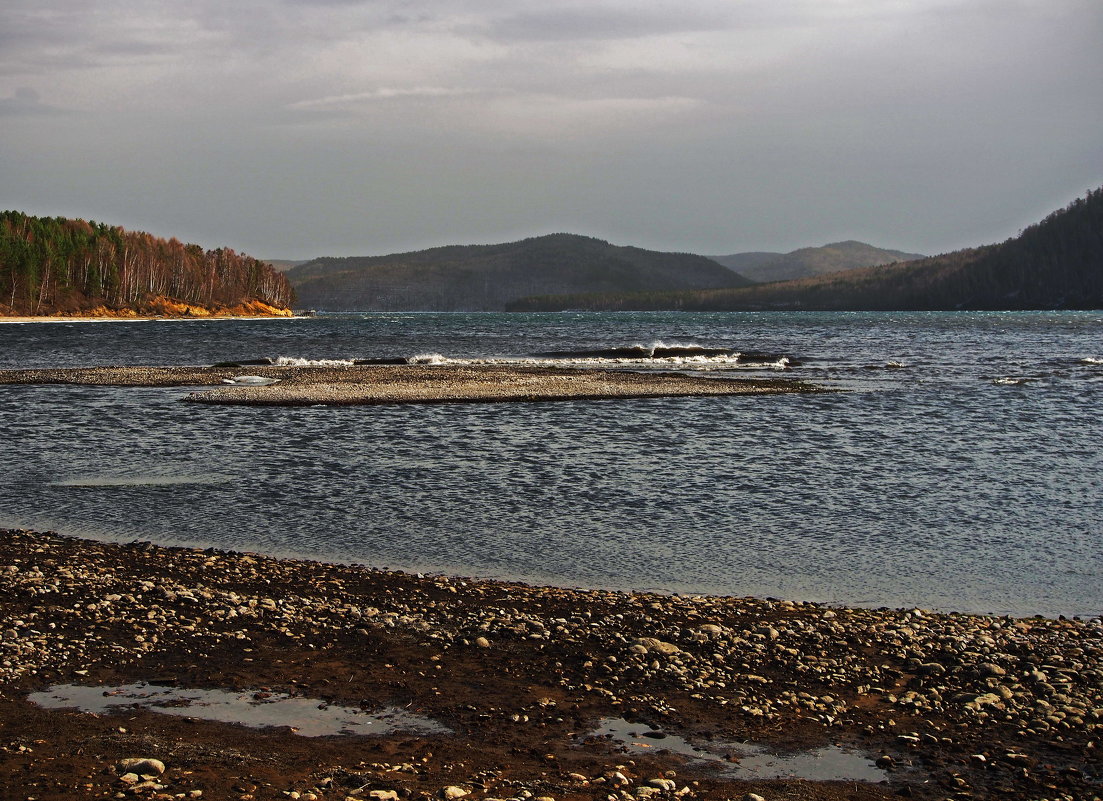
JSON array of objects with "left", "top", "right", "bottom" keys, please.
[{"left": 0, "top": 364, "right": 825, "bottom": 406}]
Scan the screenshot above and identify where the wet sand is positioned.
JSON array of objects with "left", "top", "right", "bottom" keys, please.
[
  {"left": 2, "top": 530, "right": 1100, "bottom": 800},
  {"left": 0, "top": 364, "right": 823, "bottom": 405}
]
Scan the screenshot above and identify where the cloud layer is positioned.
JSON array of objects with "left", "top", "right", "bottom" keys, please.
[{"left": 2, "top": 0, "right": 1101, "bottom": 258}]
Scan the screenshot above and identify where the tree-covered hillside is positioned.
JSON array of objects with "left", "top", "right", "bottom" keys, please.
[
  {"left": 510, "top": 189, "right": 1103, "bottom": 312},
  {"left": 712, "top": 241, "right": 925, "bottom": 283},
  {"left": 288, "top": 233, "right": 751, "bottom": 311},
  {"left": 1, "top": 212, "right": 294, "bottom": 316}
]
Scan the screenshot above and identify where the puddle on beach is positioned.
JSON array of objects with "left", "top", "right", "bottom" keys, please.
[
  {"left": 28, "top": 683, "right": 449, "bottom": 738},
  {"left": 587, "top": 718, "right": 887, "bottom": 782}
]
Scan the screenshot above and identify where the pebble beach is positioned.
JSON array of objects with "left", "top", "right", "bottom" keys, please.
[{"left": 2, "top": 529, "right": 1101, "bottom": 800}]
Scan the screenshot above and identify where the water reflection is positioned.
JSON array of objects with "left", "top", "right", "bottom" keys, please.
[
  {"left": 29, "top": 683, "right": 449, "bottom": 737},
  {"left": 587, "top": 718, "right": 888, "bottom": 782}
]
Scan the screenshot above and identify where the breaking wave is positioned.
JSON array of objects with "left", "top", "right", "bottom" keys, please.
[
  {"left": 274, "top": 356, "right": 357, "bottom": 367},
  {"left": 211, "top": 342, "right": 795, "bottom": 372},
  {"left": 407, "top": 353, "right": 451, "bottom": 365},
  {"left": 537, "top": 341, "right": 736, "bottom": 359},
  {"left": 530, "top": 341, "right": 792, "bottom": 370}
]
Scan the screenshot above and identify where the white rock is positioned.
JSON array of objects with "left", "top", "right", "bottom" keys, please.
[
  {"left": 116, "top": 757, "right": 165, "bottom": 777},
  {"left": 632, "top": 637, "right": 680, "bottom": 655}
]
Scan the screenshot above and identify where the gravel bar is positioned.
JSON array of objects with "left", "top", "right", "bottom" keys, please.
[{"left": 0, "top": 364, "right": 825, "bottom": 405}]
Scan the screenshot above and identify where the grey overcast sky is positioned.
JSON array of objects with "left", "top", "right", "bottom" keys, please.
[{"left": 1, "top": 0, "right": 1100, "bottom": 260}]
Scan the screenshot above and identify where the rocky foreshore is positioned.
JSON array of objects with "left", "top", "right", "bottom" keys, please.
[
  {"left": 0, "top": 365, "right": 821, "bottom": 406},
  {"left": 1, "top": 530, "right": 1100, "bottom": 801}
]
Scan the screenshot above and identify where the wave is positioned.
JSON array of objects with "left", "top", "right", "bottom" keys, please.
[
  {"left": 215, "top": 356, "right": 412, "bottom": 367},
  {"left": 407, "top": 353, "right": 451, "bottom": 365},
  {"left": 211, "top": 358, "right": 275, "bottom": 367},
  {"left": 533, "top": 341, "right": 794, "bottom": 370},
  {"left": 210, "top": 344, "right": 795, "bottom": 372},
  {"left": 274, "top": 356, "right": 357, "bottom": 367},
  {"left": 537, "top": 341, "right": 736, "bottom": 359},
  {"left": 993, "top": 377, "right": 1037, "bottom": 386},
  {"left": 862, "top": 360, "right": 909, "bottom": 371},
  {"left": 1080, "top": 356, "right": 1103, "bottom": 365}
]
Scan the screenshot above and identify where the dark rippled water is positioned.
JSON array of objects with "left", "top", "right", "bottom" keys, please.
[{"left": 1, "top": 311, "right": 1100, "bottom": 616}]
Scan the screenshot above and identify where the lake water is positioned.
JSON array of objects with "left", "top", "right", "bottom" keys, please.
[{"left": 1, "top": 311, "right": 1100, "bottom": 617}]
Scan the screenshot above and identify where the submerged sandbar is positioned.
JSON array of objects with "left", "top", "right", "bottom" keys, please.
[{"left": 0, "top": 364, "right": 824, "bottom": 405}]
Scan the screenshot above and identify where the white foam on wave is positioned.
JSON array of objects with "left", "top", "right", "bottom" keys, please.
[
  {"left": 632, "top": 339, "right": 706, "bottom": 356},
  {"left": 407, "top": 353, "right": 451, "bottom": 365},
  {"left": 508, "top": 354, "right": 747, "bottom": 370},
  {"left": 272, "top": 350, "right": 788, "bottom": 372},
  {"left": 993, "top": 377, "right": 1036, "bottom": 386},
  {"left": 1080, "top": 356, "right": 1103, "bottom": 365},
  {"left": 274, "top": 356, "right": 356, "bottom": 367},
  {"left": 732, "top": 355, "right": 790, "bottom": 370},
  {"left": 521, "top": 351, "right": 793, "bottom": 371}
]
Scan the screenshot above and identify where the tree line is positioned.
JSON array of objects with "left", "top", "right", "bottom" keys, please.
[
  {"left": 508, "top": 187, "right": 1103, "bottom": 312},
  {"left": 0, "top": 211, "right": 294, "bottom": 315}
]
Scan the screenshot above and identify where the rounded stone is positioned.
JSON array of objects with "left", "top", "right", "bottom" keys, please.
[{"left": 116, "top": 758, "right": 165, "bottom": 777}]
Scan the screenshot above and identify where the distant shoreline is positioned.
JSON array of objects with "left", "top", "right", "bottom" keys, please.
[
  {"left": 0, "top": 297, "right": 294, "bottom": 323},
  {"left": 0, "top": 314, "right": 303, "bottom": 324}
]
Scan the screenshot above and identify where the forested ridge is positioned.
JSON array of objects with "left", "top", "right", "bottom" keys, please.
[
  {"left": 711, "top": 240, "right": 925, "bottom": 283},
  {"left": 509, "top": 188, "right": 1103, "bottom": 311},
  {"left": 1, "top": 211, "right": 294, "bottom": 316},
  {"left": 287, "top": 233, "right": 750, "bottom": 311}
]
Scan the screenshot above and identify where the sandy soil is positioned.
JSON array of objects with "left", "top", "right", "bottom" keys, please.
[
  {"left": 2, "top": 530, "right": 1100, "bottom": 801},
  {"left": 0, "top": 365, "right": 822, "bottom": 406},
  {"left": 0, "top": 300, "right": 292, "bottom": 321},
  {"left": 0, "top": 316, "right": 293, "bottom": 324}
]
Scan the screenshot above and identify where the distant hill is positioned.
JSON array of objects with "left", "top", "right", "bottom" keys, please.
[
  {"left": 711, "top": 241, "right": 924, "bottom": 283},
  {"left": 0, "top": 212, "right": 294, "bottom": 317},
  {"left": 264, "top": 259, "right": 308, "bottom": 272},
  {"left": 708, "top": 251, "right": 782, "bottom": 275},
  {"left": 509, "top": 188, "right": 1103, "bottom": 312},
  {"left": 287, "top": 233, "right": 752, "bottom": 311}
]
